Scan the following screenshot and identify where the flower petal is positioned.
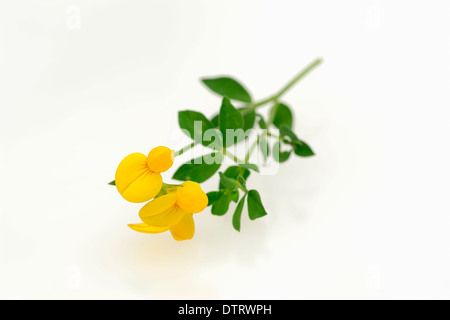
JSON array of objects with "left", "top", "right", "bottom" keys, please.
[
  {"left": 128, "top": 223, "right": 170, "bottom": 234},
  {"left": 176, "top": 181, "right": 209, "bottom": 213},
  {"left": 139, "top": 193, "right": 177, "bottom": 216},
  {"left": 139, "top": 193, "right": 183, "bottom": 227},
  {"left": 170, "top": 214, "right": 195, "bottom": 241},
  {"left": 140, "top": 205, "right": 185, "bottom": 228},
  {"left": 147, "top": 146, "right": 174, "bottom": 173},
  {"left": 115, "top": 153, "right": 163, "bottom": 203}
]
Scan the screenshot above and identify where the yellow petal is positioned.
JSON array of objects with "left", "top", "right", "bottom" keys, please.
[
  {"left": 170, "top": 214, "right": 195, "bottom": 241},
  {"left": 139, "top": 193, "right": 177, "bottom": 217},
  {"left": 115, "top": 153, "right": 163, "bottom": 203},
  {"left": 128, "top": 223, "right": 170, "bottom": 234},
  {"left": 147, "top": 146, "right": 174, "bottom": 173},
  {"left": 140, "top": 205, "right": 185, "bottom": 228},
  {"left": 176, "top": 181, "right": 208, "bottom": 213},
  {"left": 139, "top": 193, "right": 183, "bottom": 227}
]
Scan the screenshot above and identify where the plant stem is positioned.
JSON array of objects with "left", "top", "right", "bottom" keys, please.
[
  {"left": 267, "top": 100, "right": 279, "bottom": 126},
  {"left": 249, "top": 58, "right": 323, "bottom": 110},
  {"left": 245, "top": 139, "right": 259, "bottom": 163},
  {"left": 274, "top": 58, "right": 322, "bottom": 99},
  {"left": 174, "top": 142, "right": 197, "bottom": 157},
  {"left": 251, "top": 96, "right": 276, "bottom": 108},
  {"left": 163, "top": 183, "right": 182, "bottom": 187}
]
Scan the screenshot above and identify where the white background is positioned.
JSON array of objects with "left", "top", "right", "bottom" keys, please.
[{"left": 1, "top": 0, "right": 450, "bottom": 299}]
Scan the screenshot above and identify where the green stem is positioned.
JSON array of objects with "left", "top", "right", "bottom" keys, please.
[
  {"left": 237, "top": 183, "right": 248, "bottom": 193},
  {"left": 163, "top": 183, "right": 182, "bottom": 187},
  {"left": 249, "top": 58, "right": 323, "bottom": 110},
  {"left": 174, "top": 142, "right": 197, "bottom": 157},
  {"left": 267, "top": 100, "right": 279, "bottom": 126},
  {"left": 156, "top": 182, "right": 182, "bottom": 198},
  {"left": 274, "top": 58, "right": 322, "bottom": 99},
  {"left": 245, "top": 139, "right": 259, "bottom": 163},
  {"left": 251, "top": 96, "right": 276, "bottom": 108}
]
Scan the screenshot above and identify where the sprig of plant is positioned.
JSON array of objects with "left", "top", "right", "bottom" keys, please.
[
  {"left": 171, "top": 58, "right": 323, "bottom": 231},
  {"left": 109, "top": 58, "right": 322, "bottom": 237}
]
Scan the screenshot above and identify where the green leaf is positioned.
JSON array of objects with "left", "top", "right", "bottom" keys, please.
[
  {"left": 247, "top": 190, "right": 268, "bottom": 221},
  {"left": 233, "top": 166, "right": 251, "bottom": 180},
  {"left": 108, "top": 180, "right": 116, "bottom": 186},
  {"left": 173, "top": 153, "right": 222, "bottom": 183},
  {"left": 230, "top": 190, "right": 239, "bottom": 203},
  {"left": 279, "top": 124, "right": 298, "bottom": 142},
  {"left": 279, "top": 125, "right": 314, "bottom": 157},
  {"left": 211, "top": 107, "right": 255, "bottom": 132},
  {"left": 178, "top": 110, "right": 215, "bottom": 147},
  {"left": 273, "top": 141, "right": 292, "bottom": 163},
  {"left": 219, "top": 98, "right": 244, "bottom": 147},
  {"left": 293, "top": 140, "right": 314, "bottom": 157},
  {"left": 201, "top": 77, "right": 252, "bottom": 102},
  {"left": 219, "top": 172, "right": 238, "bottom": 190},
  {"left": 239, "top": 163, "right": 259, "bottom": 173},
  {"left": 211, "top": 193, "right": 230, "bottom": 216},
  {"left": 256, "top": 114, "right": 267, "bottom": 129},
  {"left": 219, "top": 166, "right": 250, "bottom": 190},
  {"left": 232, "top": 195, "right": 247, "bottom": 232},
  {"left": 239, "top": 108, "right": 256, "bottom": 131},
  {"left": 207, "top": 191, "right": 221, "bottom": 207},
  {"left": 211, "top": 113, "right": 219, "bottom": 127},
  {"left": 272, "top": 103, "right": 293, "bottom": 129}
]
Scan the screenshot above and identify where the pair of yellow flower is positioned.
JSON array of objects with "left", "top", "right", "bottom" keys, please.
[{"left": 115, "top": 146, "right": 208, "bottom": 241}]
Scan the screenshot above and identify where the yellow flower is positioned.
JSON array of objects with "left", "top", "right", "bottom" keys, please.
[
  {"left": 128, "top": 181, "right": 208, "bottom": 241},
  {"left": 115, "top": 146, "right": 174, "bottom": 203}
]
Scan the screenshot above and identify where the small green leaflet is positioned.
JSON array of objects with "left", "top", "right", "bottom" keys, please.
[
  {"left": 219, "top": 172, "right": 238, "bottom": 190},
  {"left": 239, "top": 163, "right": 259, "bottom": 172},
  {"left": 239, "top": 108, "right": 256, "bottom": 131},
  {"left": 219, "top": 98, "right": 245, "bottom": 147},
  {"left": 207, "top": 191, "right": 221, "bottom": 206},
  {"left": 201, "top": 77, "right": 252, "bottom": 103},
  {"left": 247, "top": 190, "right": 268, "bottom": 220},
  {"left": 230, "top": 190, "right": 239, "bottom": 203},
  {"left": 173, "top": 153, "right": 222, "bottom": 183},
  {"left": 219, "top": 166, "right": 251, "bottom": 190},
  {"left": 224, "top": 166, "right": 251, "bottom": 180},
  {"left": 211, "top": 107, "right": 255, "bottom": 131},
  {"left": 178, "top": 110, "right": 215, "bottom": 147},
  {"left": 293, "top": 141, "right": 314, "bottom": 157},
  {"left": 273, "top": 141, "right": 292, "bottom": 163},
  {"left": 272, "top": 103, "right": 293, "bottom": 129},
  {"left": 279, "top": 124, "right": 314, "bottom": 157},
  {"left": 232, "top": 195, "right": 247, "bottom": 232},
  {"left": 211, "top": 193, "right": 230, "bottom": 216},
  {"left": 256, "top": 113, "right": 267, "bottom": 129}
]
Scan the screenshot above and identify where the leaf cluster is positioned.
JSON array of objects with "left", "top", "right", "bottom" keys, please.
[{"left": 172, "top": 69, "right": 318, "bottom": 230}]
